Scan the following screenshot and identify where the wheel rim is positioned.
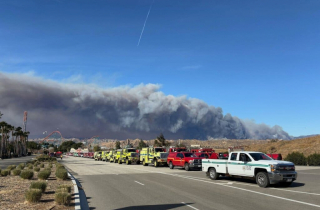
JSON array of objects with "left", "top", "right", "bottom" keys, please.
[
  {"left": 257, "top": 174, "right": 265, "bottom": 185},
  {"left": 170, "top": 163, "right": 172, "bottom": 168},
  {"left": 210, "top": 170, "right": 215, "bottom": 178}
]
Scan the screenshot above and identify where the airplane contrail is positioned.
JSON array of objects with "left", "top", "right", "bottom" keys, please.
[{"left": 137, "top": 0, "right": 154, "bottom": 46}]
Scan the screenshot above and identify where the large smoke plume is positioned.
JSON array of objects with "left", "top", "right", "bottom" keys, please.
[{"left": 0, "top": 72, "right": 291, "bottom": 140}]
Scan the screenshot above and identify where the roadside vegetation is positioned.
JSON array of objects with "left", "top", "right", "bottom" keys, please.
[{"left": 0, "top": 154, "right": 74, "bottom": 209}]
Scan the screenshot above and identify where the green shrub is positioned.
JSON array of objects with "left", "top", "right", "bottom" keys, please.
[
  {"left": 56, "top": 164, "right": 65, "bottom": 170},
  {"left": 57, "top": 185, "right": 72, "bottom": 193},
  {"left": 30, "top": 181, "right": 47, "bottom": 192},
  {"left": 1, "top": 169, "right": 10, "bottom": 176},
  {"left": 26, "top": 160, "right": 33, "bottom": 165},
  {"left": 7, "top": 165, "right": 16, "bottom": 170},
  {"left": 20, "top": 170, "right": 34, "bottom": 180},
  {"left": 36, "top": 154, "right": 56, "bottom": 162},
  {"left": 28, "top": 165, "right": 33, "bottom": 170},
  {"left": 307, "top": 153, "right": 320, "bottom": 166},
  {"left": 55, "top": 192, "right": 71, "bottom": 205},
  {"left": 11, "top": 169, "right": 21, "bottom": 176},
  {"left": 285, "top": 152, "right": 307, "bottom": 165},
  {"left": 18, "top": 163, "right": 25, "bottom": 169},
  {"left": 25, "top": 189, "right": 42, "bottom": 203},
  {"left": 38, "top": 170, "right": 51, "bottom": 180},
  {"left": 55, "top": 169, "right": 68, "bottom": 180},
  {"left": 34, "top": 167, "right": 40, "bottom": 172},
  {"left": 40, "top": 163, "right": 44, "bottom": 168}
]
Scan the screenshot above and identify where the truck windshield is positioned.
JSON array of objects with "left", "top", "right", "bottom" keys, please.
[
  {"left": 127, "top": 149, "right": 136, "bottom": 153},
  {"left": 249, "top": 153, "right": 272, "bottom": 161},
  {"left": 184, "top": 153, "right": 197, "bottom": 157},
  {"left": 155, "top": 148, "right": 165, "bottom": 152},
  {"left": 130, "top": 153, "right": 138, "bottom": 157}
]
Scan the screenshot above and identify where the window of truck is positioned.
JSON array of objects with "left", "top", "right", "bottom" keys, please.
[
  {"left": 249, "top": 153, "right": 272, "bottom": 161},
  {"left": 155, "top": 148, "right": 165, "bottom": 152},
  {"left": 230, "top": 153, "right": 237, "bottom": 160},
  {"left": 127, "top": 149, "right": 136, "bottom": 153},
  {"left": 240, "top": 153, "right": 252, "bottom": 162},
  {"left": 183, "top": 153, "right": 197, "bottom": 158}
]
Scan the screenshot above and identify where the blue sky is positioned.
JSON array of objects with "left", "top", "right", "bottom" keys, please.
[{"left": 0, "top": 0, "right": 319, "bottom": 137}]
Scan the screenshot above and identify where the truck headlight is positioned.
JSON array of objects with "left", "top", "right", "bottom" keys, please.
[
  {"left": 189, "top": 160, "right": 194, "bottom": 163},
  {"left": 270, "top": 164, "right": 279, "bottom": 172}
]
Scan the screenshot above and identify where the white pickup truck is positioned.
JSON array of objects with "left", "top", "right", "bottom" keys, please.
[{"left": 202, "top": 151, "right": 297, "bottom": 187}]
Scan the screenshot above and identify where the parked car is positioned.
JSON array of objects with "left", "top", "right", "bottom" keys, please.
[{"left": 167, "top": 152, "right": 202, "bottom": 171}]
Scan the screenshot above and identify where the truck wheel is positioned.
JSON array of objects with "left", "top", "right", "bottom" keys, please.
[
  {"left": 114, "top": 159, "right": 118, "bottom": 163},
  {"left": 143, "top": 159, "right": 148, "bottom": 166},
  {"left": 118, "top": 159, "right": 122, "bottom": 164},
  {"left": 154, "top": 160, "right": 158, "bottom": 167},
  {"left": 126, "top": 159, "right": 129, "bottom": 165},
  {"left": 208, "top": 168, "right": 219, "bottom": 180},
  {"left": 256, "top": 172, "right": 270, "bottom": 188},
  {"left": 169, "top": 162, "right": 174, "bottom": 169},
  {"left": 184, "top": 163, "right": 190, "bottom": 171},
  {"left": 136, "top": 161, "right": 140, "bottom": 165}
]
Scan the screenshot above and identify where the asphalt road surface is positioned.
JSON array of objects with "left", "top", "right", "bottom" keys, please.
[
  {"left": 62, "top": 156, "right": 320, "bottom": 210},
  {"left": 0, "top": 155, "right": 35, "bottom": 168}
]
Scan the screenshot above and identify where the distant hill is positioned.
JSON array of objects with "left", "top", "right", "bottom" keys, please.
[
  {"left": 100, "top": 135, "right": 320, "bottom": 159},
  {"left": 292, "top": 134, "right": 320, "bottom": 139},
  {"left": 246, "top": 135, "right": 320, "bottom": 158}
]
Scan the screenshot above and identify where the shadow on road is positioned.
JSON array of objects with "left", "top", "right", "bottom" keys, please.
[{"left": 115, "top": 203, "right": 195, "bottom": 210}]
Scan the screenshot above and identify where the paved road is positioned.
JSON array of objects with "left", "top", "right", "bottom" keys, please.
[
  {"left": 0, "top": 155, "right": 35, "bottom": 169},
  {"left": 62, "top": 156, "right": 320, "bottom": 210}
]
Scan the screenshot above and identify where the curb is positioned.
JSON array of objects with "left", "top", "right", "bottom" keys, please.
[{"left": 67, "top": 172, "right": 81, "bottom": 210}]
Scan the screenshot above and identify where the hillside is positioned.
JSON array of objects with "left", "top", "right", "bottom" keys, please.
[
  {"left": 100, "top": 135, "right": 320, "bottom": 159},
  {"left": 246, "top": 135, "right": 320, "bottom": 158}
]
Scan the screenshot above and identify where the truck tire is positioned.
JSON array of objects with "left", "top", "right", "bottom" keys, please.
[
  {"left": 184, "top": 163, "right": 190, "bottom": 171},
  {"left": 118, "top": 159, "right": 122, "bottom": 164},
  {"left": 256, "top": 172, "right": 270, "bottom": 188},
  {"left": 143, "top": 159, "right": 148, "bottom": 166},
  {"left": 169, "top": 162, "right": 174, "bottom": 169},
  {"left": 154, "top": 160, "right": 158, "bottom": 167},
  {"left": 208, "top": 168, "right": 219, "bottom": 180},
  {"left": 136, "top": 161, "right": 140, "bottom": 165},
  {"left": 126, "top": 159, "right": 130, "bottom": 165}
]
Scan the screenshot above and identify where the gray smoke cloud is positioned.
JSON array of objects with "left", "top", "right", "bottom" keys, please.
[{"left": 0, "top": 72, "right": 291, "bottom": 140}]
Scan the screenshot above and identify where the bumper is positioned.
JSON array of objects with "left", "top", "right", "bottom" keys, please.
[
  {"left": 268, "top": 172, "right": 298, "bottom": 184},
  {"left": 189, "top": 163, "right": 202, "bottom": 169},
  {"left": 156, "top": 159, "right": 167, "bottom": 163}
]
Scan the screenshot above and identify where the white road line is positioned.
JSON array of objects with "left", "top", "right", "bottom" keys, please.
[
  {"left": 134, "top": 181, "right": 145, "bottom": 186},
  {"left": 269, "top": 188, "right": 320, "bottom": 196},
  {"left": 110, "top": 165, "right": 320, "bottom": 208},
  {"left": 181, "top": 202, "right": 200, "bottom": 210}
]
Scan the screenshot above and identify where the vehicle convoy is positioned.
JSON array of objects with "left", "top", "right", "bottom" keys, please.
[
  {"left": 140, "top": 147, "right": 169, "bottom": 167},
  {"left": 107, "top": 151, "right": 116, "bottom": 162},
  {"left": 118, "top": 148, "right": 140, "bottom": 165},
  {"left": 94, "top": 151, "right": 102, "bottom": 161},
  {"left": 167, "top": 152, "right": 202, "bottom": 171},
  {"left": 102, "top": 151, "right": 109, "bottom": 161},
  {"left": 202, "top": 151, "right": 297, "bottom": 188}
]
